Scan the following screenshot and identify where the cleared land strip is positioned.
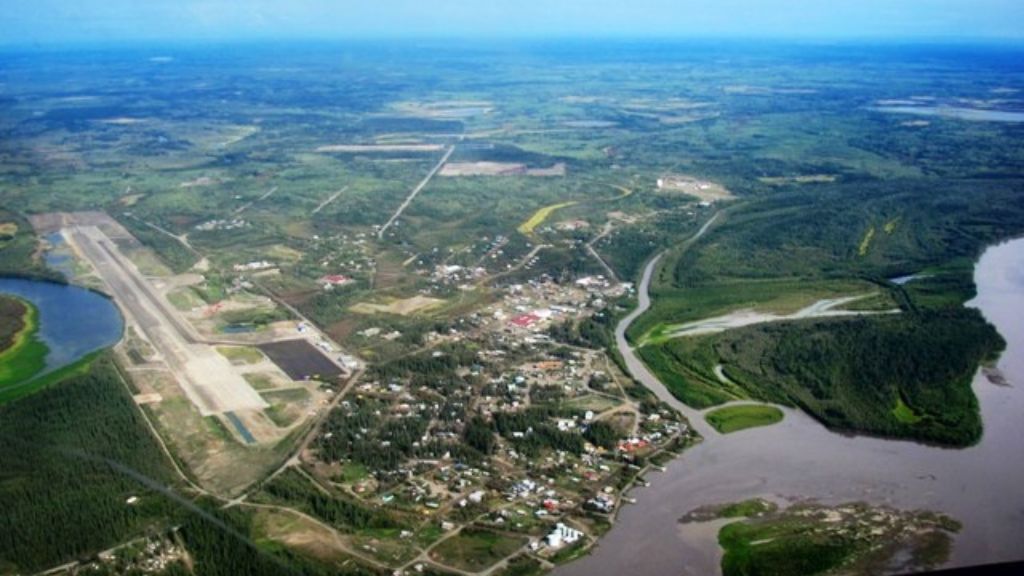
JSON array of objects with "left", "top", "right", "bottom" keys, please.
[
  {"left": 69, "top": 225, "right": 267, "bottom": 415},
  {"left": 660, "top": 294, "right": 899, "bottom": 340},
  {"left": 311, "top": 185, "right": 349, "bottom": 215},
  {"left": 378, "top": 144, "right": 456, "bottom": 239},
  {"left": 586, "top": 221, "right": 618, "bottom": 281},
  {"left": 234, "top": 185, "right": 278, "bottom": 215},
  {"left": 126, "top": 213, "right": 202, "bottom": 258}
]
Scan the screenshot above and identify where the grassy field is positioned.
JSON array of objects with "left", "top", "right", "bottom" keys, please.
[
  {"left": 216, "top": 345, "right": 266, "bottom": 365},
  {"left": 714, "top": 501, "right": 959, "bottom": 576},
  {"left": 430, "top": 528, "right": 527, "bottom": 572},
  {"left": 705, "top": 405, "right": 784, "bottom": 434},
  {"left": 518, "top": 201, "right": 579, "bottom": 235}
]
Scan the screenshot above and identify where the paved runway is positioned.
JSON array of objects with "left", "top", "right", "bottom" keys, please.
[{"left": 70, "top": 225, "right": 267, "bottom": 416}]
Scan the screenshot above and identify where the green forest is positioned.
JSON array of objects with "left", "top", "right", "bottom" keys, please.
[{"left": 0, "top": 357, "right": 179, "bottom": 573}]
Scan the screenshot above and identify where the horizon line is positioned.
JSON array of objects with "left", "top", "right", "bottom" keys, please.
[{"left": 3, "top": 34, "right": 1024, "bottom": 52}]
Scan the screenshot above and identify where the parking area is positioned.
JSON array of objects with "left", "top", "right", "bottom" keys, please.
[{"left": 259, "top": 339, "right": 344, "bottom": 382}]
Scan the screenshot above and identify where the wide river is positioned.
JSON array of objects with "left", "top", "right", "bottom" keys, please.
[{"left": 559, "top": 237, "right": 1024, "bottom": 576}]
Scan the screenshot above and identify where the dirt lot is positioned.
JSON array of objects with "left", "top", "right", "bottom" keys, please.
[
  {"left": 350, "top": 295, "right": 444, "bottom": 316},
  {"left": 656, "top": 174, "right": 733, "bottom": 202}
]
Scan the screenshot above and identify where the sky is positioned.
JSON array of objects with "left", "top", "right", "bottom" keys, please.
[{"left": 1, "top": 0, "right": 1023, "bottom": 45}]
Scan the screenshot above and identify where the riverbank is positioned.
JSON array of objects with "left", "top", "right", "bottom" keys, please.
[
  {"left": 557, "top": 237, "right": 1024, "bottom": 576},
  {"left": 0, "top": 295, "right": 48, "bottom": 397}
]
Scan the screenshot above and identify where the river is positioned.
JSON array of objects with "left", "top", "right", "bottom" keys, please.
[
  {"left": 0, "top": 278, "right": 123, "bottom": 375},
  {"left": 558, "top": 237, "right": 1024, "bottom": 576}
]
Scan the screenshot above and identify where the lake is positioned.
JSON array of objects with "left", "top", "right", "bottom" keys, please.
[
  {"left": 0, "top": 278, "right": 123, "bottom": 375},
  {"left": 558, "top": 237, "right": 1024, "bottom": 576}
]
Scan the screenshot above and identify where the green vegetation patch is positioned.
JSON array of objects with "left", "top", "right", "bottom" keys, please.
[
  {"left": 707, "top": 311, "right": 998, "bottom": 446},
  {"left": 0, "top": 296, "right": 49, "bottom": 400},
  {"left": 705, "top": 405, "right": 784, "bottom": 434},
  {"left": 216, "top": 345, "right": 266, "bottom": 365},
  {"left": 256, "top": 468, "right": 403, "bottom": 534},
  {"left": 892, "top": 397, "right": 923, "bottom": 424},
  {"left": 680, "top": 498, "right": 779, "bottom": 523},
  {"left": 429, "top": 527, "right": 528, "bottom": 572},
  {"left": 494, "top": 555, "right": 545, "bottom": 576},
  {"left": 710, "top": 501, "right": 959, "bottom": 576},
  {"left": 636, "top": 342, "right": 740, "bottom": 408}
]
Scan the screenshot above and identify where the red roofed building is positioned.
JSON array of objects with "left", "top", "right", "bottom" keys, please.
[
  {"left": 320, "top": 274, "right": 352, "bottom": 286},
  {"left": 618, "top": 438, "right": 649, "bottom": 453},
  {"left": 510, "top": 313, "right": 541, "bottom": 328}
]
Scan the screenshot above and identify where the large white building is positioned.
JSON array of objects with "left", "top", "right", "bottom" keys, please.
[{"left": 546, "top": 522, "right": 583, "bottom": 548}]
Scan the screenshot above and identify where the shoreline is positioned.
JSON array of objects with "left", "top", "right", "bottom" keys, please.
[{"left": 558, "top": 236, "right": 1024, "bottom": 576}]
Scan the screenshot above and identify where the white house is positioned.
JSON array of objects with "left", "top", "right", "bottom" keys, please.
[{"left": 546, "top": 522, "right": 583, "bottom": 548}]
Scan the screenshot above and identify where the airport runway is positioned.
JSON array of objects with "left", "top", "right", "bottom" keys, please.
[{"left": 69, "top": 225, "right": 267, "bottom": 416}]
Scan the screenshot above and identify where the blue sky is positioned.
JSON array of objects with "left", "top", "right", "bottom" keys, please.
[{"left": 2, "top": 0, "right": 1023, "bottom": 45}]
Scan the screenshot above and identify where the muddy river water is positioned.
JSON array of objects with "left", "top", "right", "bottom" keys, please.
[{"left": 559, "top": 238, "right": 1024, "bottom": 576}]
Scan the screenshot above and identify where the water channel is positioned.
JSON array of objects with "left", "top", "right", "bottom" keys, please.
[{"left": 559, "top": 237, "right": 1024, "bottom": 576}]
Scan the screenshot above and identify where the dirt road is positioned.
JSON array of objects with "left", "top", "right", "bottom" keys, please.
[{"left": 378, "top": 145, "right": 456, "bottom": 239}]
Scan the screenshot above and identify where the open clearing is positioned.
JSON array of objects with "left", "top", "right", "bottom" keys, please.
[
  {"left": 440, "top": 161, "right": 567, "bottom": 177},
  {"left": 705, "top": 404, "right": 784, "bottom": 434},
  {"left": 518, "top": 201, "right": 579, "bottom": 235},
  {"left": 315, "top": 144, "right": 444, "bottom": 153},
  {"left": 392, "top": 99, "right": 494, "bottom": 119},
  {"left": 0, "top": 222, "right": 18, "bottom": 237},
  {"left": 429, "top": 528, "right": 527, "bottom": 572},
  {"left": 658, "top": 294, "right": 898, "bottom": 340},
  {"left": 350, "top": 295, "right": 444, "bottom": 316},
  {"left": 758, "top": 174, "right": 837, "bottom": 186},
  {"left": 657, "top": 174, "right": 733, "bottom": 202}
]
